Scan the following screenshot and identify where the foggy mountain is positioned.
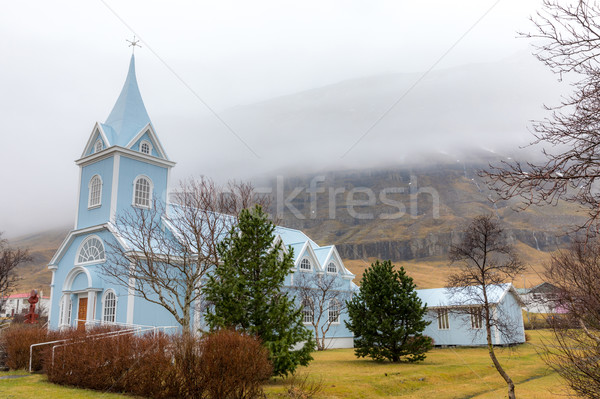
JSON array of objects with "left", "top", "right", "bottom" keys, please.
[{"left": 182, "top": 50, "right": 565, "bottom": 179}]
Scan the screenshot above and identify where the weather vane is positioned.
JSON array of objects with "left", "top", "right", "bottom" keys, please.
[{"left": 126, "top": 35, "right": 142, "bottom": 53}]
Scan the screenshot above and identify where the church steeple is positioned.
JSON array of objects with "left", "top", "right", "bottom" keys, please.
[
  {"left": 75, "top": 55, "right": 174, "bottom": 231},
  {"left": 101, "top": 55, "right": 152, "bottom": 147}
]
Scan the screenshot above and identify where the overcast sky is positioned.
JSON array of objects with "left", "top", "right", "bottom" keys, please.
[{"left": 0, "top": 0, "right": 565, "bottom": 237}]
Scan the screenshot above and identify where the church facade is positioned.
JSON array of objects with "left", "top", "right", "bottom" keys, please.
[{"left": 47, "top": 56, "right": 356, "bottom": 348}]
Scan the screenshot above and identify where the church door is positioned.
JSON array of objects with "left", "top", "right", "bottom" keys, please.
[{"left": 77, "top": 297, "right": 87, "bottom": 330}]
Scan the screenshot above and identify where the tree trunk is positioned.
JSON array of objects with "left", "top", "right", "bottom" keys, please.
[{"left": 486, "top": 314, "right": 516, "bottom": 398}]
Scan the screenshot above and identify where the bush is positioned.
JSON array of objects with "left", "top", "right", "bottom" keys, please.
[
  {"left": 45, "top": 328, "right": 272, "bottom": 399},
  {"left": 2, "top": 324, "right": 52, "bottom": 370},
  {"left": 200, "top": 329, "right": 272, "bottom": 399}
]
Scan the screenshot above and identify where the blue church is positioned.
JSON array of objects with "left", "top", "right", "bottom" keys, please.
[{"left": 47, "top": 56, "right": 356, "bottom": 349}]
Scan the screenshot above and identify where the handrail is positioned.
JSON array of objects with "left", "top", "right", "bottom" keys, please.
[
  {"left": 29, "top": 327, "right": 139, "bottom": 372},
  {"left": 29, "top": 323, "right": 179, "bottom": 372}
]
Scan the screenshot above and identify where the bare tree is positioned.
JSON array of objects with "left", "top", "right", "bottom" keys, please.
[
  {"left": 293, "top": 272, "right": 351, "bottom": 351},
  {"left": 484, "top": 1, "right": 600, "bottom": 234},
  {"left": 102, "top": 177, "right": 270, "bottom": 331},
  {"left": 0, "top": 232, "right": 31, "bottom": 307},
  {"left": 542, "top": 240, "right": 600, "bottom": 397},
  {"left": 447, "top": 215, "right": 525, "bottom": 399}
]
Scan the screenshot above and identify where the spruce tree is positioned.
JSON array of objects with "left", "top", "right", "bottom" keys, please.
[
  {"left": 205, "top": 205, "right": 314, "bottom": 376},
  {"left": 346, "top": 260, "right": 432, "bottom": 362}
]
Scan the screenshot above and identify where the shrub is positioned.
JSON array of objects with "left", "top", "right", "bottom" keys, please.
[
  {"left": 2, "top": 324, "right": 52, "bottom": 370},
  {"left": 199, "top": 329, "right": 272, "bottom": 399},
  {"left": 45, "top": 328, "right": 271, "bottom": 399}
]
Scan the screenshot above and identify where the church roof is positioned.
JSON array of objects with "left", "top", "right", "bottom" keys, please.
[
  {"left": 102, "top": 55, "right": 152, "bottom": 147},
  {"left": 416, "top": 283, "right": 522, "bottom": 308}
]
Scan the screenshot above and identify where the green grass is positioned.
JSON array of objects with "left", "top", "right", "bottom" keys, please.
[{"left": 0, "top": 330, "right": 569, "bottom": 399}]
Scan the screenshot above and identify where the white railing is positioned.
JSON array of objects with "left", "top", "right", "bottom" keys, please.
[{"left": 29, "top": 322, "right": 178, "bottom": 372}]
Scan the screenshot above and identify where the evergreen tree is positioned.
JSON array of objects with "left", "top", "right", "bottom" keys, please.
[
  {"left": 205, "top": 205, "right": 314, "bottom": 376},
  {"left": 346, "top": 260, "right": 432, "bottom": 362}
]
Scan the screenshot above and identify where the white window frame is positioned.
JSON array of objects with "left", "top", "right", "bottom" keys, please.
[
  {"left": 437, "top": 308, "right": 450, "bottom": 330},
  {"left": 94, "top": 139, "right": 103, "bottom": 153},
  {"left": 59, "top": 294, "right": 72, "bottom": 327},
  {"left": 101, "top": 289, "right": 117, "bottom": 324},
  {"left": 75, "top": 235, "right": 106, "bottom": 265},
  {"left": 327, "top": 262, "right": 337, "bottom": 274},
  {"left": 139, "top": 140, "right": 152, "bottom": 155},
  {"left": 132, "top": 175, "right": 153, "bottom": 208},
  {"left": 302, "top": 298, "right": 314, "bottom": 324},
  {"left": 328, "top": 299, "right": 341, "bottom": 324},
  {"left": 470, "top": 307, "right": 483, "bottom": 329},
  {"left": 300, "top": 258, "right": 312, "bottom": 272},
  {"left": 88, "top": 175, "right": 102, "bottom": 209}
]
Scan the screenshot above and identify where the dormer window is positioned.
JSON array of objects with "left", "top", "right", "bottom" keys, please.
[
  {"left": 300, "top": 258, "right": 311, "bottom": 271},
  {"left": 88, "top": 175, "right": 102, "bottom": 208},
  {"left": 327, "top": 262, "right": 337, "bottom": 274},
  {"left": 94, "top": 139, "right": 103, "bottom": 153},
  {"left": 139, "top": 140, "right": 152, "bottom": 155}
]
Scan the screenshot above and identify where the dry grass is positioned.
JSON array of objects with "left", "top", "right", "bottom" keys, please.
[
  {"left": 265, "top": 330, "right": 569, "bottom": 398},
  {"left": 0, "top": 330, "right": 569, "bottom": 399}
]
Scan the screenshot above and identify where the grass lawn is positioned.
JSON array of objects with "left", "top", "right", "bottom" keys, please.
[
  {"left": 266, "top": 330, "right": 570, "bottom": 398},
  {"left": 0, "top": 330, "right": 569, "bottom": 399}
]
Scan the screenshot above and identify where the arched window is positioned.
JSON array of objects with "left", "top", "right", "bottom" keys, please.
[
  {"left": 88, "top": 175, "right": 102, "bottom": 208},
  {"left": 102, "top": 290, "right": 117, "bottom": 323},
  {"left": 77, "top": 236, "right": 105, "bottom": 264},
  {"left": 94, "top": 139, "right": 103, "bottom": 153},
  {"left": 133, "top": 176, "right": 152, "bottom": 208},
  {"left": 139, "top": 140, "right": 152, "bottom": 155},
  {"left": 300, "top": 258, "right": 311, "bottom": 271},
  {"left": 329, "top": 299, "right": 341, "bottom": 324},
  {"left": 302, "top": 298, "right": 313, "bottom": 324},
  {"left": 327, "top": 262, "right": 337, "bottom": 273}
]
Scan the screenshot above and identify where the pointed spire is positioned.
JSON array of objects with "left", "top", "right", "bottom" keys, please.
[{"left": 103, "top": 55, "right": 152, "bottom": 146}]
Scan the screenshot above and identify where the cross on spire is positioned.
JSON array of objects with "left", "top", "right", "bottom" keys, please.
[{"left": 126, "top": 36, "right": 142, "bottom": 53}]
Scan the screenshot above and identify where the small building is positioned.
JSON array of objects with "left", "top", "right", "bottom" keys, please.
[
  {"left": 1, "top": 292, "right": 50, "bottom": 318},
  {"left": 517, "top": 282, "right": 567, "bottom": 314},
  {"left": 417, "top": 284, "right": 526, "bottom": 346}
]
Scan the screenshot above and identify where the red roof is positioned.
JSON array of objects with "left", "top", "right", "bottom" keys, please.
[{"left": 3, "top": 293, "right": 49, "bottom": 299}]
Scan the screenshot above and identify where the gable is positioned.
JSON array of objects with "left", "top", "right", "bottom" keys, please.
[
  {"left": 125, "top": 124, "right": 169, "bottom": 160},
  {"left": 81, "top": 123, "right": 111, "bottom": 157}
]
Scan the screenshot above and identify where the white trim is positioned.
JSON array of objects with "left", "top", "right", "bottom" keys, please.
[
  {"left": 63, "top": 266, "right": 93, "bottom": 291},
  {"left": 139, "top": 139, "right": 152, "bottom": 155},
  {"left": 127, "top": 262, "right": 135, "bottom": 325},
  {"left": 293, "top": 241, "right": 321, "bottom": 272},
  {"left": 327, "top": 246, "right": 355, "bottom": 278},
  {"left": 105, "top": 222, "right": 131, "bottom": 251},
  {"left": 301, "top": 298, "right": 313, "bottom": 324},
  {"left": 87, "top": 174, "right": 103, "bottom": 209},
  {"left": 74, "top": 166, "right": 82, "bottom": 229},
  {"left": 48, "top": 224, "right": 109, "bottom": 266},
  {"left": 328, "top": 299, "right": 341, "bottom": 324},
  {"left": 132, "top": 175, "right": 154, "bottom": 208},
  {"left": 124, "top": 123, "right": 169, "bottom": 160},
  {"left": 76, "top": 146, "right": 176, "bottom": 169},
  {"left": 74, "top": 235, "right": 106, "bottom": 266},
  {"left": 326, "top": 260, "right": 338, "bottom": 274},
  {"left": 94, "top": 139, "right": 104, "bottom": 153},
  {"left": 109, "top": 154, "right": 120, "bottom": 223},
  {"left": 48, "top": 269, "right": 56, "bottom": 324},
  {"left": 299, "top": 257, "right": 312, "bottom": 272},
  {"left": 86, "top": 291, "right": 97, "bottom": 325},
  {"left": 80, "top": 122, "right": 111, "bottom": 158}
]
